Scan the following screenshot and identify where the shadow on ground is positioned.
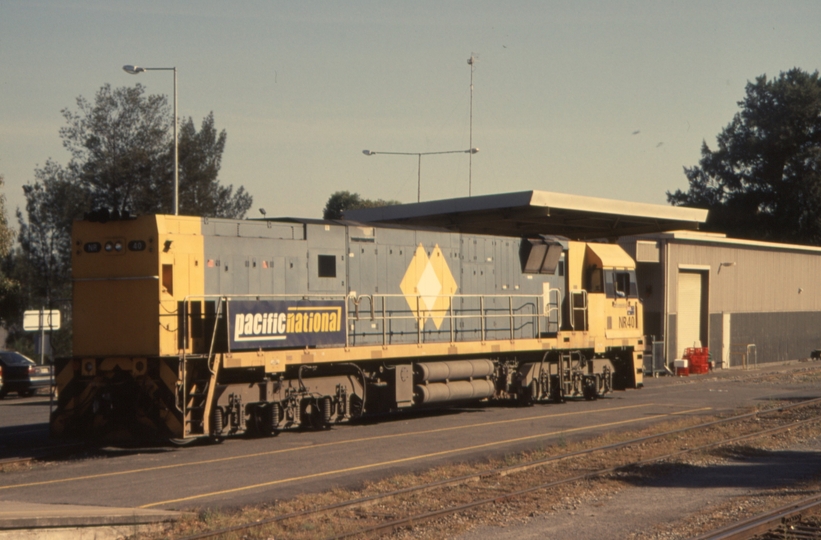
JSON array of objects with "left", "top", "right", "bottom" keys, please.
[{"left": 617, "top": 446, "right": 821, "bottom": 490}]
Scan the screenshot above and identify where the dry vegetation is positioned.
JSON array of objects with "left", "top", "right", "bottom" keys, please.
[{"left": 135, "top": 367, "right": 821, "bottom": 540}]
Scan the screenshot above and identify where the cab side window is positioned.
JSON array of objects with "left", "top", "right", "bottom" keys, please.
[
  {"left": 614, "top": 272, "right": 631, "bottom": 297},
  {"left": 587, "top": 267, "right": 603, "bottom": 293}
]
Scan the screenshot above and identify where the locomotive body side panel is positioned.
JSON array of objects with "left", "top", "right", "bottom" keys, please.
[{"left": 56, "top": 214, "right": 645, "bottom": 441}]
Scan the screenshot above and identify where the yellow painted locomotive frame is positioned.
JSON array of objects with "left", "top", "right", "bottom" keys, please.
[{"left": 56, "top": 214, "right": 645, "bottom": 439}]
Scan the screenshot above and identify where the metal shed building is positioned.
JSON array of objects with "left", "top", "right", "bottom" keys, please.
[
  {"left": 349, "top": 191, "right": 821, "bottom": 370},
  {"left": 619, "top": 231, "right": 821, "bottom": 369}
]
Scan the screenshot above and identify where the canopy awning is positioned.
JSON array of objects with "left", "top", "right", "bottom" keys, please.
[{"left": 345, "top": 190, "right": 708, "bottom": 240}]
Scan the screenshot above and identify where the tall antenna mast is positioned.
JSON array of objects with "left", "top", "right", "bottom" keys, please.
[{"left": 468, "top": 54, "right": 477, "bottom": 196}]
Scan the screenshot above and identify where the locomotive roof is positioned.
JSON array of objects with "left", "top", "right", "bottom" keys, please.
[
  {"left": 343, "top": 190, "right": 708, "bottom": 240},
  {"left": 249, "top": 216, "right": 460, "bottom": 234}
]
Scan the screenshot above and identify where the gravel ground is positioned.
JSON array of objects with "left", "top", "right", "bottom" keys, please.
[
  {"left": 456, "top": 438, "right": 821, "bottom": 539},
  {"left": 138, "top": 363, "right": 821, "bottom": 539},
  {"left": 449, "top": 369, "right": 821, "bottom": 540}
]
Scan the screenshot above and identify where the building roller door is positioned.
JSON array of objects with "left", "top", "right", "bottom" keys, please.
[{"left": 677, "top": 271, "right": 703, "bottom": 358}]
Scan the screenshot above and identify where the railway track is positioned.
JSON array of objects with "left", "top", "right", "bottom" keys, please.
[
  {"left": 694, "top": 493, "right": 821, "bottom": 539},
  {"left": 177, "top": 397, "right": 821, "bottom": 540}
]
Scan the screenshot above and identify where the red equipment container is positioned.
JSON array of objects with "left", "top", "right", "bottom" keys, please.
[{"left": 684, "top": 347, "right": 710, "bottom": 374}]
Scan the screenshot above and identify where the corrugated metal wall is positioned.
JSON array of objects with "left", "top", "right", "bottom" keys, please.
[
  {"left": 663, "top": 240, "right": 821, "bottom": 364},
  {"left": 667, "top": 243, "right": 821, "bottom": 314}
]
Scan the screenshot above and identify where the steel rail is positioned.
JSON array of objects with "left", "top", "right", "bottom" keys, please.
[
  {"left": 177, "top": 396, "right": 821, "bottom": 540},
  {"left": 690, "top": 492, "right": 821, "bottom": 540},
  {"left": 325, "top": 415, "right": 821, "bottom": 540}
]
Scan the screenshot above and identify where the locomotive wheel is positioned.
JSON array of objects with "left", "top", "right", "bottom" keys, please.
[
  {"left": 298, "top": 400, "right": 328, "bottom": 430},
  {"left": 582, "top": 377, "right": 598, "bottom": 401},
  {"left": 516, "top": 383, "right": 534, "bottom": 407},
  {"left": 550, "top": 378, "right": 565, "bottom": 404},
  {"left": 168, "top": 437, "right": 199, "bottom": 447},
  {"left": 310, "top": 398, "right": 331, "bottom": 430},
  {"left": 248, "top": 404, "right": 278, "bottom": 437},
  {"left": 552, "top": 389, "right": 565, "bottom": 403}
]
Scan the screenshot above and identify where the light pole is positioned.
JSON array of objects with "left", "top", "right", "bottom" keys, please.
[
  {"left": 468, "top": 54, "right": 477, "bottom": 196},
  {"left": 123, "top": 64, "right": 178, "bottom": 215},
  {"left": 362, "top": 148, "right": 479, "bottom": 203}
]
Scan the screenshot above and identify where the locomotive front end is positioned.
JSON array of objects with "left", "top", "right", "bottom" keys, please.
[{"left": 51, "top": 214, "right": 203, "bottom": 440}]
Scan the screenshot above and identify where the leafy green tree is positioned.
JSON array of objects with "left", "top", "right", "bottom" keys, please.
[
  {"left": 57, "top": 83, "right": 252, "bottom": 217},
  {"left": 0, "top": 175, "right": 21, "bottom": 330},
  {"left": 12, "top": 84, "right": 254, "bottom": 354},
  {"left": 668, "top": 68, "right": 821, "bottom": 244},
  {"left": 6, "top": 166, "right": 88, "bottom": 355},
  {"left": 18, "top": 164, "right": 90, "bottom": 305},
  {"left": 61, "top": 83, "right": 170, "bottom": 215},
  {"left": 0, "top": 177, "right": 15, "bottom": 287},
  {"left": 178, "top": 113, "right": 252, "bottom": 218},
  {"left": 323, "top": 191, "right": 401, "bottom": 220}
]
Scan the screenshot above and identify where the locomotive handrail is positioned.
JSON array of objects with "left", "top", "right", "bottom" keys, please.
[
  {"left": 350, "top": 294, "right": 375, "bottom": 321},
  {"left": 547, "top": 287, "right": 562, "bottom": 331},
  {"left": 569, "top": 290, "right": 588, "bottom": 331},
  {"left": 206, "top": 298, "right": 224, "bottom": 375},
  {"left": 347, "top": 293, "right": 548, "bottom": 346},
  {"left": 179, "top": 291, "right": 564, "bottom": 352}
]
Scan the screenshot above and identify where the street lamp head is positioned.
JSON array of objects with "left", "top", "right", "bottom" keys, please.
[
  {"left": 468, "top": 147, "right": 479, "bottom": 154},
  {"left": 123, "top": 65, "right": 146, "bottom": 75},
  {"left": 362, "top": 150, "right": 375, "bottom": 156}
]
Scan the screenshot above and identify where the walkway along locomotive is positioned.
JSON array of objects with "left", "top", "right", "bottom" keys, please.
[{"left": 51, "top": 214, "right": 644, "bottom": 441}]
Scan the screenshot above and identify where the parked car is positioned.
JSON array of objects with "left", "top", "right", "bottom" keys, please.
[{"left": 0, "top": 351, "right": 53, "bottom": 399}]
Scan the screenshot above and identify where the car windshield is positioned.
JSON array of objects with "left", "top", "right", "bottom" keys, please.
[{"left": 0, "top": 352, "right": 34, "bottom": 366}]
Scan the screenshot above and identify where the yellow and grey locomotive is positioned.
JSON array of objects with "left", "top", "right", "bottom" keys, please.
[{"left": 51, "top": 213, "right": 644, "bottom": 441}]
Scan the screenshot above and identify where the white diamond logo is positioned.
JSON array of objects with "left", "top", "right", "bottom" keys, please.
[
  {"left": 400, "top": 243, "right": 458, "bottom": 330},
  {"left": 417, "top": 260, "right": 442, "bottom": 314}
]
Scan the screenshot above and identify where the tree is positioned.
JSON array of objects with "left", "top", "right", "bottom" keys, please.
[
  {"left": 0, "top": 176, "right": 15, "bottom": 287},
  {"left": 178, "top": 113, "right": 251, "bottom": 218},
  {"left": 0, "top": 175, "right": 20, "bottom": 328},
  {"left": 18, "top": 163, "right": 90, "bottom": 305},
  {"left": 323, "top": 191, "right": 401, "bottom": 220},
  {"left": 11, "top": 84, "right": 254, "bottom": 354},
  {"left": 57, "top": 83, "right": 252, "bottom": 217},
  {"left": 60, "top": 83, "right": 170, "bottom": 215},
  {"left": 668, "top": 68, "right": 821, "bottom": 245}
]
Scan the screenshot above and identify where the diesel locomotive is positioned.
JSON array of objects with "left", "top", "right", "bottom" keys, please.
[{"left": 51, "top": 213, "right": 644, "bottom": 442}]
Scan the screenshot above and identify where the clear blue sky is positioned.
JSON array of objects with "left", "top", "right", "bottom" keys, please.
[{"left": 1, "top": 1, "right": 819, "bottom": 221}]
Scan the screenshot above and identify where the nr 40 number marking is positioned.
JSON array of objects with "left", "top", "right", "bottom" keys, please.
[{"left": 618, "top": 315, "right": 637, "bottom": 329}]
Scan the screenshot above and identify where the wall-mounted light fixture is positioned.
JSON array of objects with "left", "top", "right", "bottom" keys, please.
[{"left": 718, "top": 261, "right": 736, "bottom": 273}]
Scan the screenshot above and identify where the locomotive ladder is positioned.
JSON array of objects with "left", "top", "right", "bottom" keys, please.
[
  {"left": 182, "top": 298, "right": 224, "bottom": 437},
  {"left": 184, "top": 367, "right": 209, "bottom": 435},
  {"left": 556, "top": 350, "right": 587, "bottom": 399}
]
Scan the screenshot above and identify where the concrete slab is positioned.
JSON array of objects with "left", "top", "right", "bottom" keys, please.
[{"left": 0, "top": 500, "right": 181, "bottom": 540}]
